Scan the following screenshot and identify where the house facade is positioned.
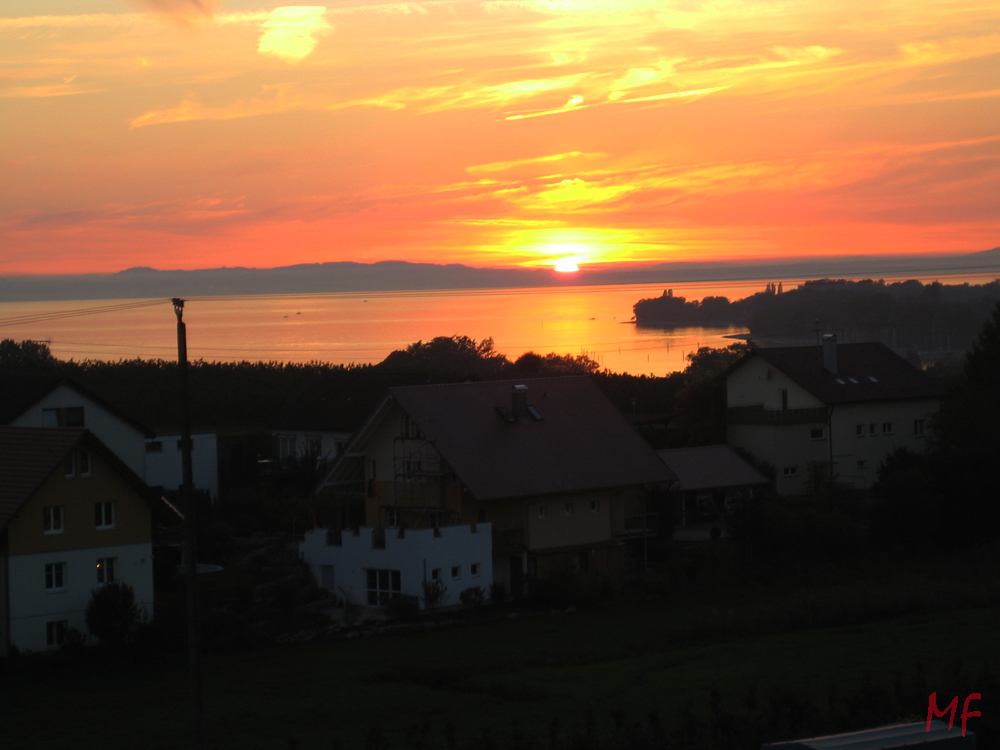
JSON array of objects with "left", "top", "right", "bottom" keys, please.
[
  {"left": 301, "top": 377, "right": 675, "bottom": 605},
  {"left": 725, "top": 338, "right": 944, "bottom": 495},
  {"left": 1, "top": 377, "right": 153, "bottom": 480},
  {"left": 0, "top": 427, "right": 155, "bottom": 655},
  {"left": 145, "top": 431, "right": 219, "bottom": 501}
]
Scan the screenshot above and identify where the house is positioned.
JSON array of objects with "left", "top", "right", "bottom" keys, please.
[
  {"left": 300, "top": 377, "right": 675, "bottom": 607},
  {"left": 724, "top": 337, "right": 945, "bottom": 495},
  {"left": 0, "top": 376, "right": 154, "bottom": 480},
  {"left": 270, "top": 382, "right": 360, "bottom": 470},
  {"left": 0, "top": 427, "right": 156, "bottom": 655},
  {"left": 145, "top": 431, "right": 219, "bottom": 501},
  {"left": 657, "top": 444, "right": 768, "bottom": 542}
]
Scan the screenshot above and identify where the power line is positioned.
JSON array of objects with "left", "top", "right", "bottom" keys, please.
[{"left": 0, "top": 298, "right": 169, "bottom": 328}]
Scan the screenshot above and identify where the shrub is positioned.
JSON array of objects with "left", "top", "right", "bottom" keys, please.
[
  {"left": 459, "top": 586, "right": 485, "bottom": 608},
  {"left": 421, "top": 578, "right": 448, "bottom": 611},
  {"left": 85, "top": 581, "right": 144, "bottom": 650}
]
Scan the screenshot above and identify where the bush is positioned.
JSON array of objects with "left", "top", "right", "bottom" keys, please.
[
  {"left": 421, "top": 578, "right": 448, "bottom": 611},
  {"left": 458, "top": 586, "right": 485, "bottom": 608},
  {"left": 85, "top": 581, "right": 144, "bottom": 650}
]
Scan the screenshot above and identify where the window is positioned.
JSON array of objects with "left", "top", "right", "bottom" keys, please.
[
  {"left": 914, "top": 419, "right": 926, "bottom": 437},
  {"left": 43, "top": 506, "right": 64, "bottom": 534},
  {"left": 780, "top": 389, "right": 788, "bottom": 410},
  {"left": 305, "top": 437, "right": 322, "bottom": 457},
  {"left": 45, "top": 562, "right": 66, "bottom": 591},
  {"left": 95, "top": 502, "right": 115, "bottom": 530},
  {"left": 96, "top": 557, "right": 116, "bottom": 584},
  {"left": 471, "top": 563, "right": 480, "bottom": 577},
  {"left": 565, "top": 503, "right": 574, "bottom": 516},
  {"left": 146, "top": 441, "right": 163, "bottom": 453},
  {"left": 78, "top": 448, "right": 91, "bottom": 477},
  {"left": 319, "top": 565, "right": 335, "bottom": 590},
  {"left": 430, "top": 568, "right": 441, "bottom": 581},
  {"left": 857, "top": 460, "right": 867, "bottom": 470},
  {"left": 782, "top": 466, "right": 799, "bottom": 477},
  {"left": 276, "top": 435, "right": 296, "bottom": 460},
  {"left": 856, "top": 424, "right": 864, "bottom": 437},
  {"left": 402, "top": 416, "right": 422, "bottom": 439},
  {"left": 590, "top": 500, "right": 598, "bottom": 513},
  {"left": 451, "top": 566, "right": 461, "bottom": 579},
  {"left": 365, "top": 568, "right": 401, "bottom": 605},
  {"left": 882, "top": 422, "right": 894, "bottom": 435},
  {"left": 538, "top": 505, "right": 547, "bottom": 519},
  {"left": 46, "top": 620, "right": 68, "bottom": 648},
  {"left": 810, "top": 428, "right": 825, "bottom": 440},
  {"left": 869, "top": 423, "right": 877, "bottom": 436},
  {"left": 42, "top": 407, "right": 85, "bottom": 428}
]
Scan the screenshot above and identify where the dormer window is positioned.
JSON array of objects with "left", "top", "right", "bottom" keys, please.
[
  {"left": 868, "top": 376, "right": 879, "bottom": 383},
  {"left": 834, "top": 378, "right": 846, "bottom": 385},
  {"left": 847, "top": 377, "right": 859, "bottom": 384}
]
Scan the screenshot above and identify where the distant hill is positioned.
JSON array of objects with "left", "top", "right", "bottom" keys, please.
[{"left": 1, "top": 248, "right": 998, "bottom": 302}]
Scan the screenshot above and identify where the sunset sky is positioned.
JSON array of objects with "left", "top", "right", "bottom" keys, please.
[{"left": 2, "top": 0, "right": 999, "bottom": 274}]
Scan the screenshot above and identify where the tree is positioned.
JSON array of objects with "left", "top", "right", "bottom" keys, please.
[
  {"left": 933, "top": 301, "right": 1000, "bottom": 545},
  {"left": 85, "top": 581, "right": 144, "bottom": 650}
]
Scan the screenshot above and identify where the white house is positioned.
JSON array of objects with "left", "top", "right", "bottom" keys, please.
[
  {"left": 300, "top": 524, "right": 492, "bottom": 607},
  {"left": 1, "top": 377, "right": 153, "bottom": 481},
  {"left": 145, "top": 431, "right": 219, "bottom": 501},
  {"left": 0, "top": 427, "right": 155, "bottom": 655},
  {"left": 724, "top": 337, "right": 945, "bottom": 495},
  {"left": 304, "top": 377, "right": 675, "bottom": 604}
]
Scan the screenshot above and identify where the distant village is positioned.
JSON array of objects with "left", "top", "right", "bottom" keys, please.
[{"left": 4, "top": 287, "right": 997, "bottom": 659}]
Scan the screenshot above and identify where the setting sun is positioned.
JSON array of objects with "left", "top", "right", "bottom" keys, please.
[{"left": 554, "top": 258, "right": 580, "bottom": 273}]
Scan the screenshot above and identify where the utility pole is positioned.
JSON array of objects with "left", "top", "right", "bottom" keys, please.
[{"left": 173, "top": 298, "right": 204, "bottom": 750}]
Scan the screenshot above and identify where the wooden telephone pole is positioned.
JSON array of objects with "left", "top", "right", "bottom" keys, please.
[{"left": 173, "top": 298, "right": 204, "bottom": 750}]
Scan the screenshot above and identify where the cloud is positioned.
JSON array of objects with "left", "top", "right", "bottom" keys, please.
[
  {"left": 258, "top": 6, "right": 331, "bottom": 64},
  {"left": 128, "top": 0, "right": 217, "bottom": 21},
  {"left": 466, "top": 152, "right": 599, "bottom": 174}
]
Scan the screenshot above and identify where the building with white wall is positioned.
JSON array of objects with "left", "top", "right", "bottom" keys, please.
[
  {"left": 724, "top": 338, "right": 945, "bottom": 495},
  {"left": 145, "top": 431, "right": 219, "bottom": 501},
  {"left": 0, "top": 427, "right": 155, "bottom": 655},
  {"left": 300, "top": 524, "right": 492, "bottom": 608},
  {"left": 1, "top": 377, "right": 153, "bottom": 480}
]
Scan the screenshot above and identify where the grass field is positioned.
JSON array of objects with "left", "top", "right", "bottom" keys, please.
[{"left": 1, "top": 582, "right": 996, "bottom": 750}]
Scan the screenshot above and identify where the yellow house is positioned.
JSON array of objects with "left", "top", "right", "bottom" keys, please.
[{"left": 0, "top": 426, "right": 155, "bottom": 655}]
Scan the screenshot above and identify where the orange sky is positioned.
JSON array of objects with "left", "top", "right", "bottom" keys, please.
[{"left": 1, "top": 0, "right": 999, "bottom": 275}]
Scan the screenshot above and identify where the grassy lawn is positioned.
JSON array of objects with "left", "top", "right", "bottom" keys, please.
[{"left": 1, "top": 593, "right": 995, "bottom": 750}]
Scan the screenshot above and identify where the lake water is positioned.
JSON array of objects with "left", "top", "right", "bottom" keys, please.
[{"left": 1, "top": 271, "right": 995, "bottom": 375}]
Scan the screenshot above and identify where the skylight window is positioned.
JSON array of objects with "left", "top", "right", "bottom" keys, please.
[
  {"left": 847, "top": 377, "right": 859, "bottom": 384},
  {"left": 835, "top": 378, "right": 846, "bottom": 385},
  {"left": 868, "top": 376, "right": 879, "bottom": 382}
]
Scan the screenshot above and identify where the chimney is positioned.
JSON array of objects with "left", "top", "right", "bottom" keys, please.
[
  {"left": 511, "top": 384, "right": 528, "bottom": 419},
  {"left": 822, "top": 334, "right": 837, "bottom": 374}
]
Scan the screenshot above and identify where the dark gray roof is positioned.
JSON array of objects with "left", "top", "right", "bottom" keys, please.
[
  {"left": 657, "top": 445, "right": 767, "bottom": 491},
  {"left": 0, "top": 427, "right": 154, "bottom": 531},
  {"left": 388, "top": 377, "right": 675, "bottom": 501},
  {"left": 742, "top": 343, "right": 946, "bottom": 405}
]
